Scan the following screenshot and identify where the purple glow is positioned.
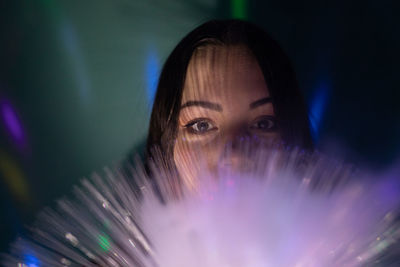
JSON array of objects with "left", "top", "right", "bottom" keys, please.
[{"left": 1, "top": 99, "right": 26, "bottom": 147}]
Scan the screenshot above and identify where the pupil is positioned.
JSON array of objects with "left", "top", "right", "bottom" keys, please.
[
  {"left": 198, "top": 122, "right": 208, "bottom": 131},
  {"left": 259, "top": 121, "right": 268, "bottom": 129}
]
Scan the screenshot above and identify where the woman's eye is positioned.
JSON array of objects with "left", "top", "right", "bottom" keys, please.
[
  {"left": 185, "top": 119, "right": 216, "bottom": 134},
  {"left": 250, "top": 116, "right": 277, "bottom": 132}
]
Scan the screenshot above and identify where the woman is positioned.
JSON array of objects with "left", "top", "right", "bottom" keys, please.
[{"left": 146, "top": 19, "right": 313, "bottom": 189}]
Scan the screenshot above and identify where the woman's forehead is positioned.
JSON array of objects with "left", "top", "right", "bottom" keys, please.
[{"left": 182, "top": 45, "right": 269, "bottom": 102}]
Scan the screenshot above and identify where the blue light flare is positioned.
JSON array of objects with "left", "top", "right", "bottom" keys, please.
[
  {"left": 145, "top": 48, "right": 160, "bottom": 108},
  {"left": 23, "top": 252, "right": 40, "bottom": 267},
  {"left": 308, "top": 81, "right": 330, "bottom": 143}
]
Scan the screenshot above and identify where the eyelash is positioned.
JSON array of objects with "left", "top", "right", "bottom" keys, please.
[{"left": 183, "top": 116, "right": 278, "bottom": 135}]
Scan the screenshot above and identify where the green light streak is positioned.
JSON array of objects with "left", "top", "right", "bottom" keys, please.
[
  {"left": 231, "top": 0, "right": 248, "bottom": 20},
  {"left": 98, "top": 234, "right": 111, "bottom": 252}
]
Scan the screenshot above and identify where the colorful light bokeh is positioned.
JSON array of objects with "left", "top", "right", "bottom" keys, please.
[
  {"left": 309, "top": 81, "right": 330, "bottom": 143},
  {"left": 0, "top": 98, "right": 27, "bottom": 151},
  {"left": 231, "top": 0, "right": 247, "bottom": 19},
  {"left": 98, "top": 234, "right": 111, "bottom": 252},
  {"left": 21, "top": 251, "right": 40, "bottom": 267},
  {"left": 146, "top": 47, "right": 160, "bottom": 108},
  {"left": 60, "top": 19, "right": 92, "bottom": 106},
  {"left": 0, "top": 151, "right": 30, "bottom": 203}
]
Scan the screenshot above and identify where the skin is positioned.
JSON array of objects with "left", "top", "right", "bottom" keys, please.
[{"left": 173, "top": 45, "right": 281, "bottom": 188}]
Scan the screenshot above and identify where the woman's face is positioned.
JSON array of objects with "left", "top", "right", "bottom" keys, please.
[{"left": 173, "top": 45, "right": 281, "bottom": 188}]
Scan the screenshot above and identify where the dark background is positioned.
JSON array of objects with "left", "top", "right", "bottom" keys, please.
[{"left": 1, "top": 0, "right": 398, "bottom": 253}]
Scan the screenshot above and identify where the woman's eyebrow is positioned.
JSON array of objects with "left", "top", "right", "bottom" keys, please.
[
  {"left": 181, "top": 100, "right": 222, "bottom": 111},
  {"left": 249, "top": 97, "right": 272, "bottom": 109}
]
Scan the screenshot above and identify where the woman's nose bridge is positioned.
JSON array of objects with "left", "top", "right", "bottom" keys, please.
[{"left": 223, "top": 123, "right": 252, "bottom": 151}]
